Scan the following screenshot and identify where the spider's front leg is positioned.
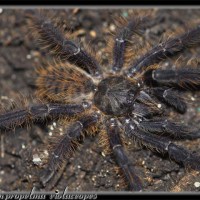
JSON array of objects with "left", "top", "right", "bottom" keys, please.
[
  {"left": 27, "top": 11, "right": 102, "bottom": 77},
  {"left": 150, "top": 68, "right": 200, "bottom": 90},
  {"left": 143, "top": 68, "right": 200, "bottom": 113},
  {"left": 133, "top": 58, "right": 200, "bottom": 115},
  {"left": 106, "top": 118, "right": 143, "bottom": 191},
  {"left": 111, "top": 15, "right": 149, "bottom": 73},
  {"left": 40, "top": 112, "right": 99, "bottom": 186},
  {"left": 149, "top": 87, "right": 187, "bottom": 114},
  {"left": 126, "top": 25, "right": 200, "bottom": 78},
  {"left": 124, "top": 118, "right": 200, "bottom": 171}
]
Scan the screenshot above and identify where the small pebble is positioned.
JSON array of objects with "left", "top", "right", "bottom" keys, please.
[
  {"left": 90, "top": 30, "right": 96, "bottom": 38},
  {"left": 0, "top": 171, "right": 5, "bottom": 175},
  {"left": 194, "top": 182, "right": 200, "bottom": 188},
  {"left": 142, "top": 160, "right": 145, "bottom": 165},
  {"left": 157, "top": 104, "right": 162, "bottom": 108},
  {"left": 101, "top": 152, "right": 106, "bottom": 157},
  {"left": 109, "top": 24, "right": 116, "bottom": 32},
  {"left": 48, "top": 131, "right": 53, "bottom": 136},
  {"left": 26, "top": 54, "right": 32, "bottom": 59},
  {"left": 32, "top": 154, "right": 42, "bottom": 165},
  {"left": 79, "top": 171, "right": 86, "bottom": 179}
]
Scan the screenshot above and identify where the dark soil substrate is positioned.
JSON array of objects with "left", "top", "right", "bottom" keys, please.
[{"left": 0, "top": 8, "right": 200, "bottom": 192}]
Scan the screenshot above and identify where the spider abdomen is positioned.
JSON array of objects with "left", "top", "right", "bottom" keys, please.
[
  {"left": 36, "top": 62, "right": 96, "bottom": 103},
  {"left": 94, "top": 76, "right": 138, "bottom": 116}
]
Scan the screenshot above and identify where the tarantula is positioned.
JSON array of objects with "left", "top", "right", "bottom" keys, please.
[{"left": 1, "top": 10, "right": 200, "bottom": 191}]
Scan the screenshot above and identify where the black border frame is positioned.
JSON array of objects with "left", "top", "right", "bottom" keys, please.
[{"left": 0, "top": 0, "right": 200, "bottom": 199}]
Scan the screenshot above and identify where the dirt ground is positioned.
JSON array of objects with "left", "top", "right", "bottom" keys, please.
[{"left": 0, "top": 8, "right": 200, "bottom": 193}]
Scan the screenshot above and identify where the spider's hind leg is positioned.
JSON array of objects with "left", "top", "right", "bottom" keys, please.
[
  {"left": 137, "top": 118, "right": 200, "bottom": 140},
  {"left": 106, "top": 118, "right": 143, "bottom": 191},
  {"left": 124, "top": 119, "right": 200, "bottom": 171},
  {"left": 40, "top": 112, "right": 99, "bottom": 188}
]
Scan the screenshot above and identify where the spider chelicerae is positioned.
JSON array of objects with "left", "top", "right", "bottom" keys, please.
[{"left": 1, "top": 10, "right": 200, "bottom": 191}]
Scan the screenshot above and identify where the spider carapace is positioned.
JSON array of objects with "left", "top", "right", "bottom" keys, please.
[
  {"left": 94, "top": 76, "right": 140, "bottom": 116},
  {"left": 1, "top": 10, "right": 200, "bottom": 191}
]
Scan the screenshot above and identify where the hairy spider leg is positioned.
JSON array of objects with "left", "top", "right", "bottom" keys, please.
[
  {"left": 129, "top": 90, "right": 163, "bottom": 118},
  {"left": 111, "top": 16, "right": 149, "bottom": 73},
  {"left": 28, "top": 12, "right": 102, "bottom": 77},
  {"left": 40, "top": 113, "right": 99, "bottom": 186},
  {"left": 150, "top": 87, "right": 187, "bottom": 114},
  {"left": 137, "top": 118, "right": 200, "bottom": 140},
  {"left": 0, "top": 103, "right": 85, "bottom": 131},
  {"left": 124, "top": 119, "right": 200, "bottom": 171},
  {"left": 126, "top": 88, "right": 200, "bottom": 139},
  {"left": 143, "top": 68, "right": 200, "bottom": 113},
  {"left": 151, "top": 68, "right": 200, "bottom": 90},
  {"left": 126, "top": 25, "right": 200, "bottom": 78},
  {"left": 106, "top": 118, "right": 143, "bottom": 191}
]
